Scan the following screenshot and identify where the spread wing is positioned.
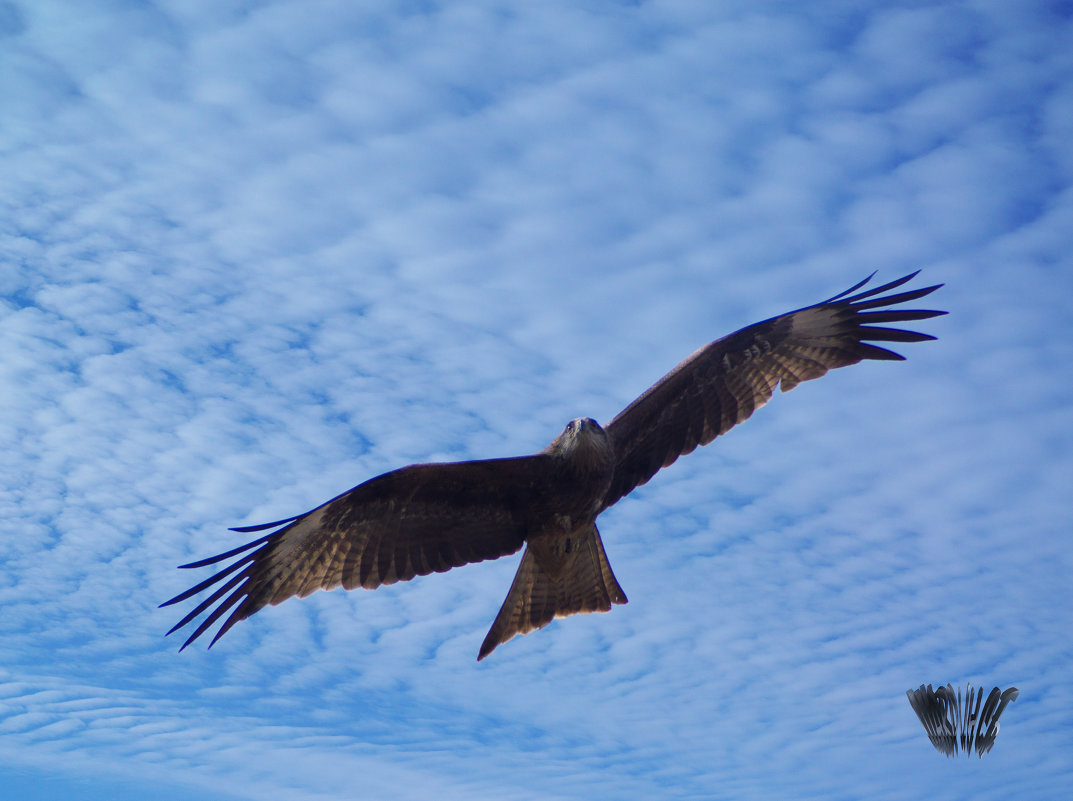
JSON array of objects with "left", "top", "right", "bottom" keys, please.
[
  {"left": 161, "top": 456, "right": 554, "bottom": 649},
  {"left": 602, "top": 272, "right": 945, "bottom": 509}
]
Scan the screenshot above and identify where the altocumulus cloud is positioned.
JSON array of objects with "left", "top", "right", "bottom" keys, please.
[{"left": 1, "top": 1, "right": 1072, "bottom": 800}]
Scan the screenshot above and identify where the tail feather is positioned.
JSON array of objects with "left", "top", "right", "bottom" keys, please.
[{"left": 478, "top": 525, "right": 627, "bottom": 661}]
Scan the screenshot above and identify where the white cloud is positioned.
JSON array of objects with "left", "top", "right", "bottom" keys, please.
[{"left": 2, "top": 1, "right": 1072, "bottom": 800}]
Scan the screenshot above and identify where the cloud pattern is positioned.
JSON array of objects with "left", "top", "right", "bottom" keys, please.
[{"left": 2, "top": 1, "right": 1072, "bottom": 799}]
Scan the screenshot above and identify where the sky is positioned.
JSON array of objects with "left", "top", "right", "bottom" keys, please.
[{"left": 2, "top": 0, "right": 1072, "bottom": 799}]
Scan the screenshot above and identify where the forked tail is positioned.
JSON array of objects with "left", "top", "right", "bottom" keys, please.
[{"left": 478, "top": 524, "right": 627, "bottom": 660}]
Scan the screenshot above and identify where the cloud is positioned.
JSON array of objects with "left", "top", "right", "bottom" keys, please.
[{"left": 2, "top": 1, "right": 1072, "bottom": 800}]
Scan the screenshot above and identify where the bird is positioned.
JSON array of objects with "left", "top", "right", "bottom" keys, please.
[{"left": 161, "top": 272, "right": 944, "bottom": 660}]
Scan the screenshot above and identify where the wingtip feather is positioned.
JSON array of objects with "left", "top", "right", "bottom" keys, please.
[
  {"left": 177, "top": 533, "right": 273, "bottom": 569},
  {"left": 229, "top": 514, "right": 302, "bottom": 533},
  {"left": 824, "top": 271, "right": 877, "bottom": 302}
]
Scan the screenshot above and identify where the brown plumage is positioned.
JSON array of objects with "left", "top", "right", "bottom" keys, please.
[{"left": 162, "top": 272, "right": 944, "bottom": 659}]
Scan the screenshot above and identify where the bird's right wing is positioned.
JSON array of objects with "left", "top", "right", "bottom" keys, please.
[{"left": 161, "top": 456, "right": 553, "bottom": 650}]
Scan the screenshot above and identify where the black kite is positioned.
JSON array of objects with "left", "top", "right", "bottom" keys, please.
[{"left": 162, "top": 272, "right": 944, "bottom": 659}]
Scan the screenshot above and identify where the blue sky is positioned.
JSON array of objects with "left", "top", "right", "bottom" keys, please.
[{"left": 2, "top": 0, "right": 1072, "bottom": 799}]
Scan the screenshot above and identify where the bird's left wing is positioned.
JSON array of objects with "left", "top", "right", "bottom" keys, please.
[
  {"left": 161, "top": 456, "right": 552, "bottom": 649},
  {"left": 601, "top": 272, "right": 945, "bottom": 510}
]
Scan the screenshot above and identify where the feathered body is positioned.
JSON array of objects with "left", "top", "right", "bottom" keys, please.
[{"left": 162, "top": 272, "right": 945, "bottom": 659}]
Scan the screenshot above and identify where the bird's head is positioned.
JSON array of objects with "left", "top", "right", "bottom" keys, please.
[{"left": 545, "top": 417, "right": 612, "bottom": 466}]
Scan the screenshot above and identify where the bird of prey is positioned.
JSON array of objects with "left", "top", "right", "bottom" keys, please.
[
  {"left": 907, "top": 684, "right": 1019, "bottom": 757},
  {"left": 162, "top": 272, "right": 944, "bottom": 660}
]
